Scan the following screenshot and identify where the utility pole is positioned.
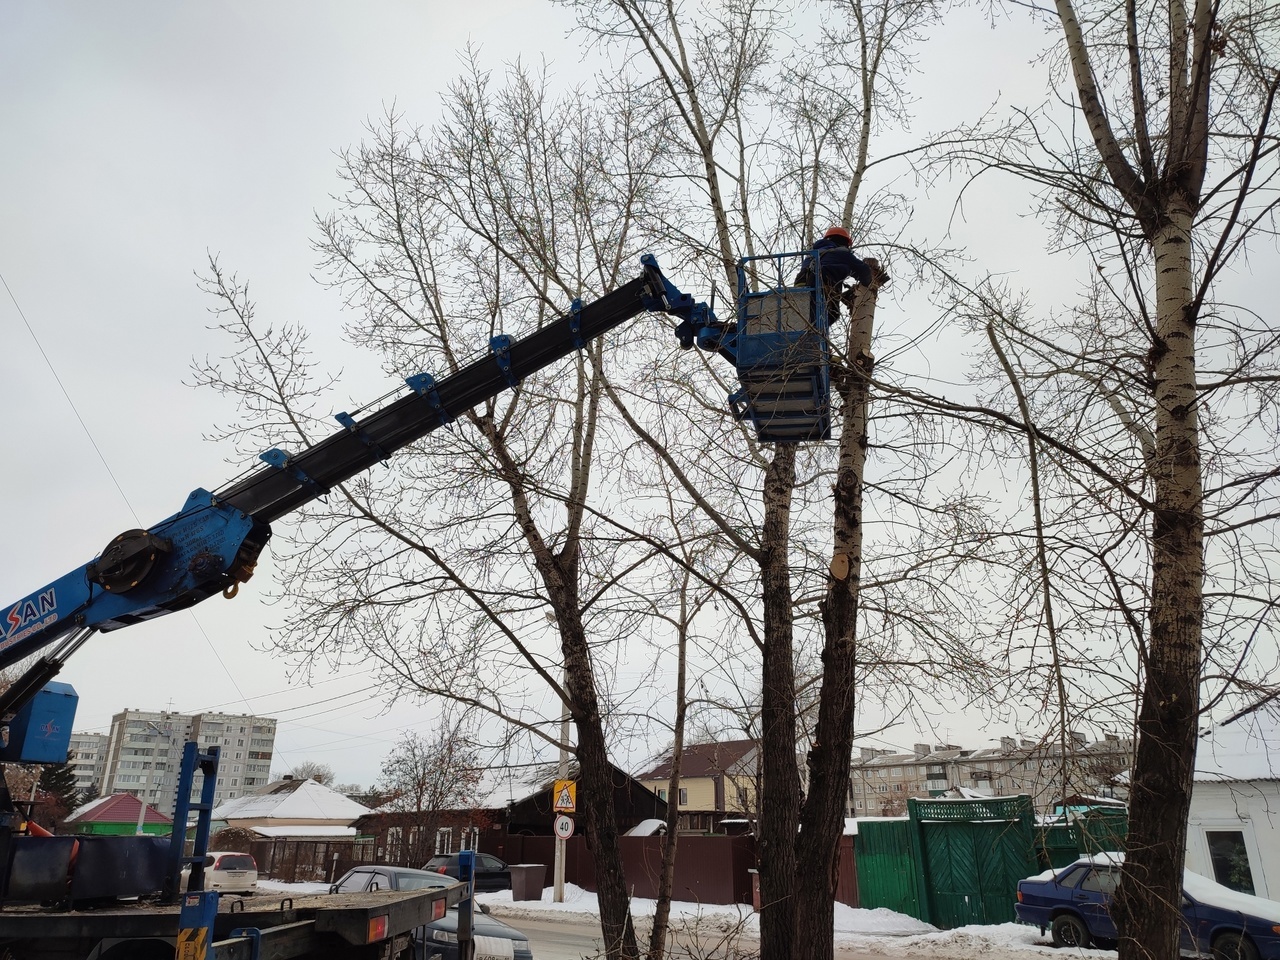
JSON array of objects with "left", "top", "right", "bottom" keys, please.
[{"left": 554, "top": 696, "right": 569, "bottom": 903}]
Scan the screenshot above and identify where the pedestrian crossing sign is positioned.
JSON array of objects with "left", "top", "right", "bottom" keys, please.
[{"left": 553, "top": 779, "right": 577, "bottom": 812}]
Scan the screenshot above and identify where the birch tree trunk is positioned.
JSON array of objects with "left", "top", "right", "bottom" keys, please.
[
  {"left": 986, "top": 0, "right": 1274, "bottom": 952},
  {"left": 1110, "top": 200, "right": 1204, "bottom": 960},
  {"left": 793, "top": 266, "right": 883, "bottom": 960},
  {"left": 1050, "top": 0, "right": 1212, "bottom": 947}
]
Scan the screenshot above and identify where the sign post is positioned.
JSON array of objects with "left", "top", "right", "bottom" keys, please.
[{"left": 552, "top": 777, "right": 576, "bottom": 903}]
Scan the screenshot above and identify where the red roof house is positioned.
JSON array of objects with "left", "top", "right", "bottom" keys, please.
[{"left": 64, "top": 793, "right": 173, "bottom": 836}]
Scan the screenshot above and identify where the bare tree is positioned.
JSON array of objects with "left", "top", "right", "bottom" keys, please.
[
  {"left": 285, "top": 761, "right": 336, "bottom": 786},
  {"left": 193, "top": 59, "right": 678, "bottom": 959},
  {"left": 931, "top": 0, "right": 1280, "bottom": 954},
  {"left": 377, "top": 727, "right": 482, "bottom": 815},
  {"left": 560, "top": 3, "right": 995, "bottom": 959}
]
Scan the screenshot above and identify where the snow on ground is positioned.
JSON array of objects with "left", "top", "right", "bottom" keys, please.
[
  {"left": 853, "top": 923, "right": 1120, "bottom": 960},
  {"left": 479, "top": 884, "right": 934, "bottom": 939},
  {"left": 256, "top": 879, "right": 1086, "bottom": 958}
]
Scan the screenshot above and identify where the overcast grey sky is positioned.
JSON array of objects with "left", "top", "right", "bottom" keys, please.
[
  {"left": 0, "top": 2, "right": 1126, "bottom": 788},
  {"left": 0, "top": 2, "right": 608, "bottom": 788}
]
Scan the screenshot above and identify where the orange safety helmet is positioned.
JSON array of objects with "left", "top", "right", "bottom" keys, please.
[{"left": 824, "top": 225, "right": 852, "bottom": 244}]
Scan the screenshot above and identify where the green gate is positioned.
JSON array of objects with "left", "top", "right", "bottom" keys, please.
[
  {"left": 908, "top": 796, "right": 1040, "bottom": 929},
  {"left": 1076, "top": 808, "right": 1128, "bottom": 854},
  {"left": 853, "top": 819, "right": 920, "bottom": 918},
  {"left": 1037, "top": 823, "right": 1081, "bottom": 868}
]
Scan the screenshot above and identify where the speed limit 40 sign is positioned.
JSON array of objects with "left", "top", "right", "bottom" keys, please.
[{"left": 553, "top": 814, "right": 575, "bottom": 840}]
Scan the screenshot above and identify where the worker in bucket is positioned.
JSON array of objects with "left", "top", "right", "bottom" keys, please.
[{"left": 794, "top": 225, "right": 872, "bottom": 326}]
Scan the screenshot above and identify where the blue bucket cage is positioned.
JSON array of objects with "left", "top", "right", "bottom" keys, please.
[{"left": 673, "top": 250, "right": 835, "bottom": 443}]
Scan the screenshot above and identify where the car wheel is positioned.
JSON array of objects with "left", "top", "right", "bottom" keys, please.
[
  {"left": 1051, "top": 913, "right": 1092, "bottom": 949},
  {"left": 1213, "top": 932, "right": 1260, "bottom": 960}
]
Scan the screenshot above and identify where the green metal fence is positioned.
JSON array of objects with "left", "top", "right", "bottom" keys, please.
[
  {"left": 1037, "top": 823, "right": 1081, "bottom": 868},
  {"left": 851, "top": 801, "right": 1130, "bottom": 929},
  {"left": 908, "top": 796, "right": 1041, "bottom": 928},
  {"left": 853, "top": 819, "right": 920, "bottom": 918},
  {"left": 1075, "top": 808, "right": 1128, "bottom": 854}
]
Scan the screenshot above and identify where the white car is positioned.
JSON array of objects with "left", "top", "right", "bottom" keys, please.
[{"left": 183, "top": 851, "right": 258, "bottom": 894}]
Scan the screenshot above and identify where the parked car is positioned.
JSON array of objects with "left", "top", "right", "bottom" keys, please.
[
  {"left": 181, "top": 851, "right": 257, "bottom": 894},
  {"left": 423, "top": 852, "right": 512, "bottom": 892},
  {"left": 1016, "top": 852, "right": 1280, "bottom": 959},
  {"left": 329, "top": 865, "right": 533, "bottom": 960}
]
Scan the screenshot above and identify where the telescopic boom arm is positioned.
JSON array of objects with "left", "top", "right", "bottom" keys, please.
[{"left": 0, "top": 255, "right": 716, "bottom": 708}]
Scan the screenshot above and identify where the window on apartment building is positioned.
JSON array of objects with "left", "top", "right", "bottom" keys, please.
[
  {"left": 893, "top": 784, "right": 903, "bottom": 792},
  {"left": 679, "top": 788, "right": 688, "bottom": 806},
  {"left": 657, "top": 789, "right": 667, "bottom": 801},
  {"left": 855, "top": 800, "right": 863, "bottom": 809},
  {"left": 878, "top": 784, "right": 888, "bottom": 793},
  {"left": 877, "top": 769, "right": 887, "bottom": 778},
  {"left": 891, "top": 768, "right": 902, "bottom": 778},
  {"left": 736, "top": 786, "right": 749, "bottom": 808}
]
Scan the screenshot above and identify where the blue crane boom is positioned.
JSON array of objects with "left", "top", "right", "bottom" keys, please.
[{"left": 0, "top": 254, "right": 717, "bottom": 730}]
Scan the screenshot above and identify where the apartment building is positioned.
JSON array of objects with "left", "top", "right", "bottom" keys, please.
[
  {"left": 848, "top": 733, "right": 1133, "bottom": 816},
  {"left": 101, "top": 709, "right": 277, "bottom": 817},
  {"left": 190, "top": 712, "right": 277, "bottom": 804},
  {"left": 67, "top": 731, "right": 108, "bottom": 795}
]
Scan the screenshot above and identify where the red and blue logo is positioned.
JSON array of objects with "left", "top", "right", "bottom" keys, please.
[
  {"left": 1, "top": 589, "right": 58, "bottom": 650},
  {"left": 4, "top": 589, "right": 57, "bottom": 637}
]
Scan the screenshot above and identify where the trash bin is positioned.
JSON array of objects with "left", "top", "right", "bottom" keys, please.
[{"left": 509, "top": 863, "right": 546, "bottom": 901}]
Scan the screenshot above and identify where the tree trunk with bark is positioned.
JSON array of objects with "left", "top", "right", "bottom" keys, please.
[
  {"left": 1037, "top": 2, "right": 1217, "bottom": 955},
  {"left": 648, "top": 581, "right": 689, "bottom": 960},
  {"left": 482, "top": 405, "right": 640, "bottom": 960},
  {"left": 757, "top": 443, "right": 800, "bottom": 960},
  {"left": 1111, "top": 201, "right": 1204, "bottom": 960},
  {"left": 792, "top": 267, "right": 883, "bottom": 960}
]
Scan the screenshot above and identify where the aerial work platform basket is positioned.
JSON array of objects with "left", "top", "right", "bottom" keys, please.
[
  {"left": 728, "top": 252, "right": 834, "bottom": 442},
  {"left": 665, "top": 248, "right": 843, "bottom": 443}
]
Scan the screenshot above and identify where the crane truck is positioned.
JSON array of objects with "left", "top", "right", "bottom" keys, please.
[{"left": 0, "top": 247, "right": 838, "bottom": 959}]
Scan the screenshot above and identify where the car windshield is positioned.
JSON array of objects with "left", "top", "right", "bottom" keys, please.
[{"left": 215, "top": 855, "right": 255, "bottom": 871}]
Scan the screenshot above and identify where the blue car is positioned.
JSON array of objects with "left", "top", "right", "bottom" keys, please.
[{"left": 1016, "top": 853, "right": 1280, "bottom": 959}]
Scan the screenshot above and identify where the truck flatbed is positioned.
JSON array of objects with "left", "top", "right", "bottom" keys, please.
[{"left": 0, "top": 883, "right": 467, "bottom": 959}]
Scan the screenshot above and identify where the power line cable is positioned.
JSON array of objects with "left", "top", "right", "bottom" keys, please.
[
  {"left": 0, "top": 268, "right": 141, "bottom": 525},
  {"left": 1, "top": 265, "right": 302, "bottom": 767}
]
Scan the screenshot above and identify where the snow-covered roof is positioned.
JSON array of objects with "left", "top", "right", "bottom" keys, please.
[
  {"left": 1196, "top": 702, "right": 1280, "bottom": 782},
  {"left": 213, "top": 778, "right": 370, "bottom": 823},
  {"left": 472, "top": 768, "right": 546, "bottom": 809},
  {"left": 947, "top": 786, "right": 994, "bottom": 799},
  {"left": 844, "top": 816, "right": 909, "bottom": 835},
  {"left": 252, "top": 825, "right": 357, "bottom": 838},
  {"left": 625, "top": 819, "right": 667, "bottom": 836}
]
